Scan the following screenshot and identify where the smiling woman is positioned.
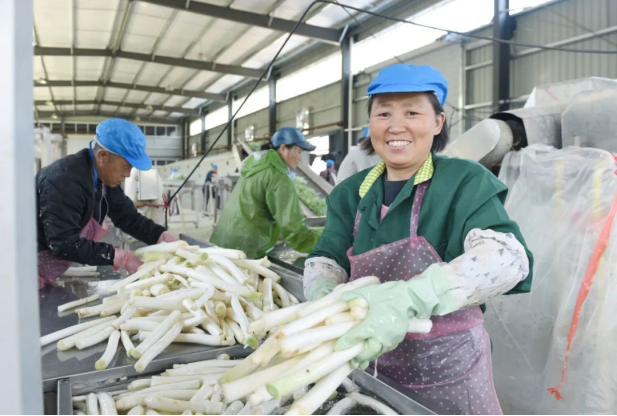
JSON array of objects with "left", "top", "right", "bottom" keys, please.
[{"left": 304, "top": 64, "right": 534, "bottom": 415}]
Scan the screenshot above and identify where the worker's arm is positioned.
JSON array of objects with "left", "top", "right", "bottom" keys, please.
[
  {"left": 39, "top": 175, "right": 116, "bottom": 265},
  {"left": 106, "top": 186, "right": 166, "bottom": 245},
  {"left": 265, "top": 171, "right": 321, "bottom": 254}
]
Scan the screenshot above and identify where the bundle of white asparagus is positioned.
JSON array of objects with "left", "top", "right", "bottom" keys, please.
[
  {"left": 41, "top": 241, "right": 298, "bottom": 373},
  {"left": 70, "top": 355, "right": 398, "bottom": 415},
  {"left": 211, "top": 276, "right": 432, "bottom": 415}
]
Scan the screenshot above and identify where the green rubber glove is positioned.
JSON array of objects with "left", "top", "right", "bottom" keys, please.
[
  {"left": 334, "top": 263, "right": 463, "bottom": 369},
  {"left": 306, "top": 278, "right": 339, "bottom": 301}
]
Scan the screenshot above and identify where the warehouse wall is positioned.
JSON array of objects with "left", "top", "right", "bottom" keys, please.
[{"left": 195, "top": 0, "right": 617, "bottom": 157}]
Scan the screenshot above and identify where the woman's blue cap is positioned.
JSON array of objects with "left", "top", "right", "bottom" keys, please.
[{"left": 367, "top": 64, "right": 448, "bottom": 105}]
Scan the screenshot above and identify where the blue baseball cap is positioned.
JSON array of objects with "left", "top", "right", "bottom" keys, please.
[
  {"left": 326, "top": 159, "right": 335, "bottom": 167},
  {"left": 361, "top": 127, "right": 370, "bottom": 138},
  {"left": 212, "top": 164, "right": 218, "bottom": 169},
  {"left": 96, "top": 118, "right": 151, "bottom": 170},
  {"left": 367, "top": 64, "right": 448, "bottom": 105},
  {"left": 271, "top": 127, "right": 316, "bottom": 151}
]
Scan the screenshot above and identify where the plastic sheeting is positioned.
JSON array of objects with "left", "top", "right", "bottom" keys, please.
[
  {"left": 562, "top": 86, "right": 617, "bottom": 153},
  {"left": 525, "top": 77, "right": 617, "bottom": 108},
  {"left": 485, "top": 145, "right": 617, "bottom": 414}
]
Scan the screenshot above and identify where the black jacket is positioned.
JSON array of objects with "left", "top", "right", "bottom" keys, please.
[{"left": 36, "top": 149, "right": 165, "bottom": 265}]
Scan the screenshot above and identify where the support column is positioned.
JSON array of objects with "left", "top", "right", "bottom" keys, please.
[
  {"left": 268, "top": 77, "right": 277, "bottom": 136},
  {"left": 341, "top": 35, "right": 353, "bottom": 158},
  {"left": 492, "top": 0, "right": 513, "bottom": 112},
  {"left": 200, "top": 108, "right": 206, "bottom": 154},
  {"left": 227, "top": 95, "right": 233, "bottom": 148},
  {"left": 0, "top": 0, "right": 43, "bottom": 413}
]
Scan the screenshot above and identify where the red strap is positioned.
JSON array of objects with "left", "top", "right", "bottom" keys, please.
[{"left": 548, "top": 193, "right": 617, "bottom": 400}]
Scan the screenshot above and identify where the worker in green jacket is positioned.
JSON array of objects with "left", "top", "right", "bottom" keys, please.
[
  {"left": 303, "top": 64, "right": 534, "bottom": 414},
  {"left": 210, "top": 127, "right": 322, "bottom": 259}
]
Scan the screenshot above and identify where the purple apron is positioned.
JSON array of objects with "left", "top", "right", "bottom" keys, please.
[{"left": 346, "top": 182, "right": 502, "bottom": 415}]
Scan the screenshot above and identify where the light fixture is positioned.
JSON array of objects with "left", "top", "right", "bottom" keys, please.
[
  {"left": 51, "top": 113, "right": 58, "bottom": 120},
  {"left": 37, "top": 78, "right": 48, "bottom": 85},
  {"left": 145, "top": 105, "right": 154, "bottom": 111},
  {"left": 45, "top": 100, "right": 53, "bottom": 106}
]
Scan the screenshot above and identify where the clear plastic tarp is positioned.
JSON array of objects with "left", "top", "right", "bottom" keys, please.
[
  {"left": 524, "top": 77, "right": 617, "bottom": 108},
  {"left": 485, "top": 145, "right": 617, "bottom": 414}
]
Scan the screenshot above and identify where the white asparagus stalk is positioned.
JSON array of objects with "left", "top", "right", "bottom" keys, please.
[
  {"left": 341, "top": 378, "right": 360, "bottom": 393},
  {"left": 111, "top": 307, "right": 137, "bottom": 329},
  {"left": 131, "top": 296, "right": 186, "bottom": 312},
  {"left": 128, "top": 379, "right": 151, "bottom": 391},
  {"left": 292, "top": 385, "right": 309, "bottom": 401},
  {"left": 287, "top": 363, "right": 353, "bottom": 415},
  {"left": 95, "top": 330, "right": 121, "bottom": 370},
  {"left": 143, "top": 395, "right": 223, "bottom": 414},
  {"left": 116, "top": 390, "right": 199, "bottom": 411},
  {"left": 103, "top": 293, "right": 130, "bottom": 305},
  {"left": 117, "top": 384, "right": 200, "bottom": 410},
  {"left": 209, "top": 254, "right": 249, "bottom": 284},
  {"left": 225, "top": 319, "right": 245, "bottom": 344},
  {"left": 204, "top": 301, "right": 220, "bottom": 325},
  {"left": 150, "top": 376, "right": 206, "bottom": 386},
  {"left": 194, "top": 284, "right": 215, "bottom": 307},
  {"left": 262, "top": 279, "right": 275, "bottom": 312},
  {"left": 57, "top": 318, "right": 117, "bottom": 350},
  {"left": 280, "top": 322, "right": 357, "bottom": 357},
  {"left": 172, "top": 274, "right": 191, "bottom": 288},
  {"left": 349, "top": 392, "right": 398, "bottom": 415},
  {"left": 326, "top": 397, "right": 355, "bottom": 415},
  {"left": 173, "top": 359, "right": 238, "bottom": 369},
  {"left": 249, "top": 334, "right": 280, "bottom": 366},
  {"left": 127, "top": 406, "right": 145, "bottom": 415},
  {"left": 182, "top": 298, "right": 206, "bottom": 321},
  {"left": 158, "top": 287, "right": 208, "bottom": 301},
  {"left": 231, "top": 259, "right": 281, "bottom": 282},
  {"left": 272, "top": 283, "right": 290, "bottom": 308},
  {"left": 138, "top": 331, "right": 227, "bottom": 346},
  {"left": 200, "top": 316, "right": 223, "bottom": 336},
  {"left": 222, "top": 401, "right": 244, "bottom": 415},
  {"left": 76, "top": 326, "right": 114, "bottom": 350},
  {"left": 135, "top": 322, "right": 183, "bottom": 372},
  {"left": 230, "top": 295, "right": 257, "bottom": 347},
  {"left": 266, "top": 343, "right": 363, "bottom": 398},
  {"left": 58, "top": 294, "right": 100, "bottom": 312},
  {"left": 140, "top": 289, "right": 152, "bottom": 297},
  {"left": 132, "top": 310, "right": 182, "bottom": 359},
  {"left": 277, "top": 301, "right": 348, "bottom": 339},
  {"left": 164, "top": 366, "right": 228, "bottom": 377},
  {"left": 150, "top": 283, "right": 170, "bottom": 297},
  {"left": 109, "top": 260, "right": 166, "bottom": 293},
  {"left": 298, "top": 276, "right": 380, "bottom": 318},
  {"left": 208, "top": 263, "right": 240, "bottom": 285},
  {"left": 64, "top": 265, "right": 97, "bottom": 272},
  {"left": 125, "top": 274, "right": 172, "bottom": 292},
  {"left": 222, "top": 356, "right": 304, "bottom": 403},
  {"left": 135, "top": 241, "right": 188, "bottom": 256},
  {"left": 326, "top": 312, "right": 354, "bottom": 325},
  {"left": 186, "top": 327, "right": 206, "bottom": 334},
  {"left": 214, "top": 301, "right": 227, "bottom": 317},
  {"left": 189, "top": 384, "right": 214, "bottom": 403},
  {"left": 101, "top": 301, "right": 125, "bottom": 317},
  {"left": 87, "top": 393, "right": 99, "bottom": 415},
  {"left": 408, "top": 318, "right": 433, "bottom": 334},
  {"left": 41, "top": 316, "right": 115, "bottom": 347},
  {"left": 199, "top": 248, "right": 246, "bottom": 259},
  {"left": 73, "top": 396, "right": 87, "bottom": 402},
  {"left": 251, "top": 399, "right": 280, "bottom": 416},
  {"left": 161, "top": 265, "right": 261, "bottom": 301},
  {"left": 236, "top": 402, "right": 252, "bottom": 415},
  {"left": 218, "top": 352, "right": 261, "bottom": 385},
  {"left": 97, "top": 392, "right": 118, "bottom": 415},
  {"left": 175, "top": 248, "right": 203, "bottom": 264},
  {"left": 145, "top": 410, "right": 159, "bottom": 415},
  {"left": 74, "top": 303, "right": 107, "bottom": 319},
  {"left": 248, "top": 303, "right": 306, "bottom": 336},
  {"left": 350, "top": 306, "right": 368, "bottom": 321}
]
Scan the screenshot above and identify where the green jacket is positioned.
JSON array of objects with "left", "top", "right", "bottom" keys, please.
[
  {"left": 210, "top": 150, "right": 321, "bottom": 259},
  {"left": 310, "top": 153, "right": 533, "bottom": 294}
]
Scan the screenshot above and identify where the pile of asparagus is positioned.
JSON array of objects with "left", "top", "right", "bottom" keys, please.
[
  {"left": 71, "top": 355, "right": 398, "bottom": 415},
  {"left": 41, "top": 241, "right": 298, "bottom": 373}
]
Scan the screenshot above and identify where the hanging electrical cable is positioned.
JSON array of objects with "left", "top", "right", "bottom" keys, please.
[{"left": 165, "top": 0, "right": 617, "bottom": 228}]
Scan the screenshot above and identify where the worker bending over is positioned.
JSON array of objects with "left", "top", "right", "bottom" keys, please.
[
  {"left": 36, "top": 118, "right": 176, "bottom": 289},
  {"left": 211, "top": 127, "right": 321, "bottom": 259}
]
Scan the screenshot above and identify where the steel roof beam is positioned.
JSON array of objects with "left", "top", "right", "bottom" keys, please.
[
  {"left": 137, "top": 0, "right": 342, "bottom": 44},
  {"left": 35, "top": 110, "right": 179, "bottom": 124},
  {"left": 35, "top": 80, "right": 226, "bottom": 102},
  {"left": 34, "top": 46, "right": 263, "bottom": 78},
  {"left": 35, "top": 100, "right": 199, "bottom": 115}
]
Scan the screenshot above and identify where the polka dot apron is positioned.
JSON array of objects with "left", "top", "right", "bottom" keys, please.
[{"left": 346, "top": 182, "right": 502, "bottom": 415}]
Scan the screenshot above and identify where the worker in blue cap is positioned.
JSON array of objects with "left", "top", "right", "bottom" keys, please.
[
  {"left": 203, "top": 164, "right": 218, "bottom": 213},
  {"left": 36, "top": 118, "right": 177, "bottom": 289},
  {"left": 210, "top": 127, "right": 322, "bottom": 258},
  {"left": 337, "top": 126, "right": 382, "bottom": 182},
  {"left": 303, "top": 64, "right": 534, "bottom": 414},
  {"left": 319, "top": 159, "right": 338, "bottom": 186}
]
